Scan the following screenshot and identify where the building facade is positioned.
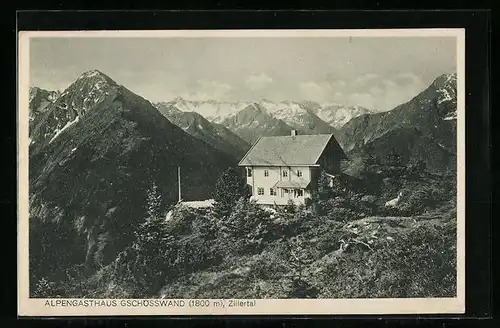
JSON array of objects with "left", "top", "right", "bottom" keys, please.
[{"left": 238, "top": 131, "right": 346, "bottom": 206}]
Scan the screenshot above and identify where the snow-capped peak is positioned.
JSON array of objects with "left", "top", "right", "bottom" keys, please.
[
  {"left": 31, "top": 69, "right": 121, "bottom": 146},
  {"left": 434, "top": 73, "right": 457, "bottom": 106},
  {"left": 158, "top": 95, "right": 378, "bottom": 128},
  {"left": 74, "top": 69, "right": 118, "bottom": 91},
  {"left": 312, "top": 104, "right": 376, "bottom": 129},
  {"left": 166, "top": 98, "right": 254, "bottom": 123},
  {"left": 257, "top": 100, "right": 307, "bottom": 125},
  {"left": 80, "top": 69, "right": 105, "bottom": 79}
]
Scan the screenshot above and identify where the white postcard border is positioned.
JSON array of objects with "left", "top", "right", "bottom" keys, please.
[{"left": 17, "top": 28, "right": 466, "bottom": 316}]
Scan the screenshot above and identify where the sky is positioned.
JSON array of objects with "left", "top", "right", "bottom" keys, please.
[{"left": 29, "top": 36, "right": 457, "bottom": 111}]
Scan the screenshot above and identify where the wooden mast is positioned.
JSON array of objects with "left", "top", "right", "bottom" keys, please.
[{"left": 178, "top": 166, "right": 181, "bottom": 202}]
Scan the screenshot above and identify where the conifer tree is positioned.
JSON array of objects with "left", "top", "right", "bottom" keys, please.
[
  {"left": 311, "top": 170, "right": 333, "bottom": 215},
  {"left": 284, "top": 236, "right": 318, "bottom": 298},
  {"left": 219, "top": 198, "right": 270, "bottom": 254},
  {"left": 135, "top": 182, "right": 168, "bottom": 245},
  {"left": 213, "top": 167, "right": 250, "bottom": 219},
  {"left": 312, "top": 170, "right": 333, "bottom": 200},
  {"left": 114, "top": 181, "right": 176, "bottom": 296}
]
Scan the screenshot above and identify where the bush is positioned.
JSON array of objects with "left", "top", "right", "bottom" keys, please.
[
  {"left": 396, "top": 182, "right": 451, "bottom": 215},
  {"left": 173, "top": 237, "right": 223, "bottom": 274},
  {"left": 216, "top": 198, "right": 273, "bottom": 255},
  {"left": 269, "top": 214, "right": 302, "bottom": 238},
  {"left": 191, "top": 210, "right": 218, "bottom": 240},
  {"left": 247, "top": 245, "right": 290, "bottom": 280},
  {"left": 32, "top": 277, "right": 58, "bottom": 298}
]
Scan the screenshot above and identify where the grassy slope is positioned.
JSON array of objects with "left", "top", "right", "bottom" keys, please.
[
  {"left": 77, "top": 194, "right": 456, "bottom": 299},
  {"left": 158, "top": 203, "right": 456, "bottom": 299}
]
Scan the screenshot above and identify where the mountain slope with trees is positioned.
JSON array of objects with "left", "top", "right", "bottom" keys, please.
[
  {"left": 29, "top": 87, "right": 60, "bottom": 132},
  {"left": 33, "top": 162, "right": 457, "bottom": 299},
  {"left": 339, "top": 73, "right": 457, "bottom": 173},
  {"left": 29, "top": 70, "right": 236, "bottom": 293}
]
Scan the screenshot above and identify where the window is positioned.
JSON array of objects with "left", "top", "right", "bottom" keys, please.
[
  {"left": 264, "top": 169, "right": 269, "bottom": 177},
  {"left": 247, "top": 168, "right": 252, "bottom": 177},
  {"left": 297, "top": 170, "right": 303, "bottom": 177},
  {"left": 270, "top": 188, "right": 277, "bottom": 196},
  {"left": 282, "top": 170, "right": 288, "bottom": 178},
  {"left": 296, "top": 189, "right": 304, "bottom": 197},
  {"left": 257, "top": 187, "right": 264, "bottom": 195}
]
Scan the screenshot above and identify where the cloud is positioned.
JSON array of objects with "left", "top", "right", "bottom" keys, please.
[
  {"left": 376, "top": 75, "right": 426, "bottom": 110},
  {"left": 299, "top": 81, "right": 333, "bottom": 103},
  {"left": 297, "top": 72, "right": 429, "bottom": 110},
  {"left": 346, "top": 92, "right": 377, "bottom": 109},
  {"left": 336, "top": 80, "right": 347, "bottom": 87},
  {"left": 368, "top": 86, "right": 384, "bottom": 96},
  {"left": 182, "top": 79, "right": 233, "bottom": 100},
  {"left": 339, "top": 72, "right": 428, "bottom": 111},
  {"left": 245, "top": 73, "right": 273, "bottom": 90},
  {"left": 381, "top": 79, "right": 399, "bottom": 89},
  {"left": 324, "top": 73, "right": 347, "bottom": 88},
  {"left": 353, "top": 73, "right": 379, "bottom": 87},
  {"left": 394, "top": 72, "right": 423, "bottom": 86}
]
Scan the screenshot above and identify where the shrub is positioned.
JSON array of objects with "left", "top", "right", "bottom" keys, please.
[
  {"left": 284, "top": 199, "right": 298, "bottom": 214},
  {"left": 191, "top": 210, "right": 218, "bottom": 240},
  {"left": 216, "top": 198, "right": 272, "bottom": 255},
  {"left": 247, "top": 245, "right": 290, "bottom": 280},
  {"left": 173, "top": 237, "right": 223, "bottom": 273},
  {"left": 166, "top": 204, "right": 198, "bottom": 236},
  {"left": 320, "top": 197, "right": 360, "bottom": 222},
  {"left": 397, "top": 182, "right": 450, "bottom": 215},
  {"left": 32, "top": 277, "right": 57, "bottom": 298}
]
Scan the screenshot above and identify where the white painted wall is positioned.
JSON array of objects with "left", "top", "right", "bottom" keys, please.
[{"left": 244, "top": 166, "right": 313, "bottom": 205}]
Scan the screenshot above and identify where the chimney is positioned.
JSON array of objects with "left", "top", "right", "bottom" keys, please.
[{"left": 291, "top": 130, "right": 297, "bottom": 136}]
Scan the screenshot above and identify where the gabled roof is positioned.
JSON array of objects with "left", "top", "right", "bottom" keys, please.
[{"left": 238, "top": 133, "right": 345, "bottom": 166}]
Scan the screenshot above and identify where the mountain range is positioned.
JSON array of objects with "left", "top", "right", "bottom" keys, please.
[
  {"left": 312, "top": 103, "right": 376, "bottom": 129},
  {"left": 158, "top": 97, "right": 376, "bottom": 144}
]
